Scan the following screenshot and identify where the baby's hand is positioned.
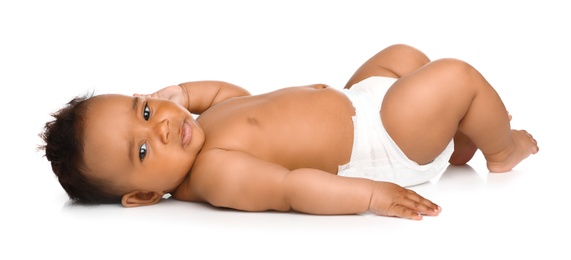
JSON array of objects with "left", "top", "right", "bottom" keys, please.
[
  {"left": 368, "top": 182, "right": 441, "bottom": 220},
  {"left": 134, "top": 85, "right": 188, "bottom": 109}
]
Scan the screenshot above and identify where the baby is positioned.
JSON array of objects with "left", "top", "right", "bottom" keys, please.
[{"left": 40, "top": 44, "right": 538, "bottom": 220}]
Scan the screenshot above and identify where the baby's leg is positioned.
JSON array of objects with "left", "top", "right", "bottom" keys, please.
[
  {"left": 381, "top": 58, "right": 538, "bottom": 172},
  {"left": 344, "top": 44, "right": 431, "bottom": 88},
  {"left": 448, "top": 131, "right": 478, "bottom": 165},
  {"left": 448, "top": 111, "right": 513, "bottom": 165}
]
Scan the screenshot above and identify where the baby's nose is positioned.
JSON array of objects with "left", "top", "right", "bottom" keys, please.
[{"left": 154, "top": 119, "right": 170, "bottom": 144}]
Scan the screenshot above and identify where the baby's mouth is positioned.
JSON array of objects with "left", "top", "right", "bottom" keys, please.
[{"left": 181, "top": 120, "right": 192, "bottom": 147}]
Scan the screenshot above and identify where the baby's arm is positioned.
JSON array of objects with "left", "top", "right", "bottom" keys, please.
[
  {"left": 188, "top": 150, "right": 440, "bottom": 220},
  {"left": 135, "top": 81, "right": 250, "bottom": 114}
]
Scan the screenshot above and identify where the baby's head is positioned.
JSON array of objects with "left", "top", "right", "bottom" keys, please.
[{"left": 40, "top": 93, "right": 205, "bottom": 207}]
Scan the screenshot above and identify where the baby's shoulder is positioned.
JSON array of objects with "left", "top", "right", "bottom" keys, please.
[
  {"left": 192, "top": 148, "right": 259, "bottom": 173},
  {"left": 181, "top": 148, "right": 284, "bottom": 204}
]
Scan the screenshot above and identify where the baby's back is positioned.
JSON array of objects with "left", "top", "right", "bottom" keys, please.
[{"left": 196, "top": 84, "right": 355, "bottom": 173}]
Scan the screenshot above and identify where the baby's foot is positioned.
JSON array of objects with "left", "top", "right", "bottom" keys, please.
[{"left": 486, "top": 130, "right": 539, "bottom": 172}]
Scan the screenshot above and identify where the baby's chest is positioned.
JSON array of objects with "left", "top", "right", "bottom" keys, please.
[{"left": 205, "top": 111, "right": 354, "bottom": 172}]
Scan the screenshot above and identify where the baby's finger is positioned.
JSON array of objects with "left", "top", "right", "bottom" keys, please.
[
  {"left": 133, "top": 93, "right": 158, "bottom": 99},
  {"left": 391, "top": 205, "right": 423, "bottom": 220},
  {"left": 404, "top": 192, "right": 441, "bottom": 216}
]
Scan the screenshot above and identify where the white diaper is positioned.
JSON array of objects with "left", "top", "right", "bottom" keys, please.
[{"left": 338, "top": 76, "right": 454, "bottom": 187}]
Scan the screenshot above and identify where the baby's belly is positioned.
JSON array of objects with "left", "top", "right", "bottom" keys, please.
[{"left": 251, "top": 86, "right": 356, "bottom": 173}]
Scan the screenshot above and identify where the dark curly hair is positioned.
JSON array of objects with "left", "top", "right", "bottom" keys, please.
[{"left": 39, "top": 93, "right": 122, "bottom": 204}]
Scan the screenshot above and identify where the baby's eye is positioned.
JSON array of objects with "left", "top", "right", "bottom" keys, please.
[
  {"left": 139, "top": 143, "right": 147, "bottom": 161},
  {"left": 143, "top": 103, "right": 150, "bottom": 120}
]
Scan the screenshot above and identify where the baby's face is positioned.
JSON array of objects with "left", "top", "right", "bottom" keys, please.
[{"left": 82, "top": 94, "right": 205, "bottom": 195}]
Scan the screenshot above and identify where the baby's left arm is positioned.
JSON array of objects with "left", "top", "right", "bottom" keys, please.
[{"left": 187, "top": 149, "right": 439, "bottom": 220}]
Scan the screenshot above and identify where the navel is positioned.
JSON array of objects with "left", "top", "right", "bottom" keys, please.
[
  {"left": 247, "top": 117, "right": 259, "bottom": 126},
  {"left": 312, "top": 84, "right": 328, "bottom": 89}
]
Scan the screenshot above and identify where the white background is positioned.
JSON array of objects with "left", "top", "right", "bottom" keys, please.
[{"left": 1, "top": 0, "right": 569, "bottom": 259}]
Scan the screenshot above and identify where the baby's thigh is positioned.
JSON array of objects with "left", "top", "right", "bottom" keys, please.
[{"left": 380, "top": 63, "right": 469, "bottom": 164}]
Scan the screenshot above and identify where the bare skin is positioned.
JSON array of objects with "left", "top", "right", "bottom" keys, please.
[{"left": 84, "top": 44, "right": 538, "bottom": 220}]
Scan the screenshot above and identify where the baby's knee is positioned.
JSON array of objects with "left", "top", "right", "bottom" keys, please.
[
  {"left": 387, "top": 44, "right": 429, "bottom": 61},
  {"left": 431, "top": 58, "right": 478, "bottom": 79}
]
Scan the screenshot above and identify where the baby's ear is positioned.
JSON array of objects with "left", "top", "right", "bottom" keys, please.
[{"left": 121, "top": 191, "right": 163, "bottom": 207}]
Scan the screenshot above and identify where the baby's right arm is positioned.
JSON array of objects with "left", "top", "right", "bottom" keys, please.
[{"left": 135, "top": 81, "right": 250, "bottom": 114}]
